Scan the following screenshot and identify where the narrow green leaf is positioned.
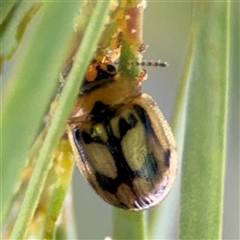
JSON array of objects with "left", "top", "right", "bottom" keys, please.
[
  {"left": 147, "top": 46, "right": 193, "bottom": 238},
  {"left": 9, "top": 1, "right": 112, "bottom": 239},
  {"left": 0, "top": 2, "right": 41, "bottom": 61},
  {"left": 179, "top": 2, "right": 230, "bottom": 239},
  {"left": 0, "top": 1, "right": 16, "bottom": 24},
  {"left": 1, "top": 2, "right": 81, "bottom": 224}
]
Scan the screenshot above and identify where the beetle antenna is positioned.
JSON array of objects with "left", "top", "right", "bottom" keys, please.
[{"left": 114, "top": 60, "right": 168, "bottom": 67}]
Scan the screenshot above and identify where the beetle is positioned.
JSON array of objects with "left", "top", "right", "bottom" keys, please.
[{"left": 67, "top": 58, "right": 177, "bottom": 211}]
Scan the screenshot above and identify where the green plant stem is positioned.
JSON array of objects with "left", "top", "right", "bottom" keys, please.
[
  {"left": 1, "top": 2, "right": 80, "bottom": 223},
  {"left": 113, "top": 210, "right": 146, "bottom": 240},
  {"left": 10, "top": 1, "right": 112, "bottom": 239}
]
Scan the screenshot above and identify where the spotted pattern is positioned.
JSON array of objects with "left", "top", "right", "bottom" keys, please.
[{"left": 72, "top": 101, "right": 172, "bottom": 209}]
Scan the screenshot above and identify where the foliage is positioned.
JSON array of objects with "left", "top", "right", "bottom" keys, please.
[{"left": 1, "top": 1, "right": 235, "bottom": 239}]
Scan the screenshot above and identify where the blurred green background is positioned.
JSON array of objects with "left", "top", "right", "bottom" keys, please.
[{"left": 2, "top": 2, "right": 239, "bottom": 239}]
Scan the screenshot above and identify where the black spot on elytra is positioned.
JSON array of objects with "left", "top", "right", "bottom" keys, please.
[
  {"left": 164, "top": 149, "right": 171, "bottom": 168},
  {"left": 81, "top": 131, "right": 93, "bottom": 144},
  {"left": 128, "top": 113, "right": 138, "bottom": 127},
  {"left": 133, "top": 104, "right": 154, "bottom": 135},
  {"left": 119, "top": 118, "right": 132, "bottom": 140},
  {"left": 136, "top": 152, "right": 158, "bottom": 181},
  {"left": 105, "top": 129, "right": 136, "bottom": 191},
  {"left": 95, "top": 171, "right": 119, "bottom": 194}
]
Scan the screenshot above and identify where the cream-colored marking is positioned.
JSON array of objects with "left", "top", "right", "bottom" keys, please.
[
  {"left": 84, "top": 142, "right": 117, "bottom": 179},
  {"left": 110, "top": 116, "right": 120, "bottom": 139},
  {"left": 133, "top": 177, "right": 153, "bottom": 195},
  {"left": 121, "top": 110, "right": 147, "bottom": 171}
]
